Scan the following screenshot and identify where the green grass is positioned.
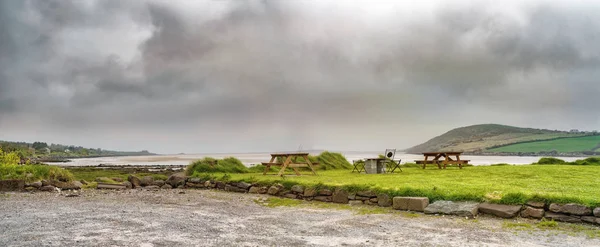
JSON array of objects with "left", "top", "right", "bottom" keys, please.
[
  {"left": 0, "top": 164, "right": 74, "bottom": 182},
  {"left": 220, "top": 165, "right": 600, "bottom": 207},
  {"left": 489, "top": 135, "right": 600, "bottom": 153},
  {"left": 67, "top": 167, "right": 171, "bottom": 182}
]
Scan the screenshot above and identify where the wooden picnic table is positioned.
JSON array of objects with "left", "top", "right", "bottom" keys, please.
[
  {"left": 415, "top": 152, "right": 470, "bottom": 169},
  {"left": 262, "top": 153, "right": 318, "bottom": 176}
]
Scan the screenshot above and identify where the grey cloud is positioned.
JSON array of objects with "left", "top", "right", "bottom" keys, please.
[{"left": 0, "top": 0, "right": 599, "bottom": 153}]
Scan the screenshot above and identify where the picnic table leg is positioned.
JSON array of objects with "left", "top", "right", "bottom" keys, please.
[
  {"left": 304, "top": 155, "right": 317, "bottom": 175},
  {"left": 263, "top": 156, "right": 276, "bottom": 175},
  {"left": 423, "top": 155, "right": 428, "bottom": 169},
  {"left": 277, "top": 156, "right": 292, "bottom": 177}
]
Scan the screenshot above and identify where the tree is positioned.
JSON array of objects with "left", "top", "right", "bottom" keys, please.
[{"left": 32, "top": 142, "right": 48, "bottom": 150}]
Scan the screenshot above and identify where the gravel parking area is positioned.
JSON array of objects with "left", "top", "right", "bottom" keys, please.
[{"left": 1, "top": 189, "right": 599, "bottom": 247}]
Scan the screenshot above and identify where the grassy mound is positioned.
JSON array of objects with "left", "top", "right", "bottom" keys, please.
[
  {"left": 536, "top": 157, "right": 600, "bottom": 166},
  {"left": 186, "top": 157, "right": 249, "bottom": 176},
  {"left": 248, "top": 151, "right": 352, "bottom": 173},
  {"left": 0, "top": 164, "right": 74, "bottom": 182}
]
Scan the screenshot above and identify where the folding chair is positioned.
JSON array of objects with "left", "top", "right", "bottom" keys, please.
[
  {"left": 384, "top": 149, "right": 402, "bottom": 173},
  {"left": 351, "top": 160, "right": 366, "bottom": 173}
]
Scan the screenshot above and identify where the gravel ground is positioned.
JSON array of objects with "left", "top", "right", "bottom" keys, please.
[{"left": 1, "top": 189, "right": 599, "bottom": 247}]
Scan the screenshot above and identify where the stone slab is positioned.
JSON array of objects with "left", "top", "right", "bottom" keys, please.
[
  {"left": 544, "top": 212, "right": 582, "bottom": 223},
  {"left": 424, "top": 201, "right": 479, "bottom": 217},
  {"left": 478, "top": 203, "right": 522, "bottom": 218},
  {"left": 393, "top": 197, "right": 429, "bottom": 212},
  {"left": 521, "top": 206, "right": 544, "bottom": 219}
]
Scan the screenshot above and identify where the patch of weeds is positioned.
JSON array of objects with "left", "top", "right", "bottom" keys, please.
[
  {"left": 81, "top": 182, "right": 98, "bottom": 189},
  {"left": 253, "top": 197, "right": 303, "bottom": 208},
  {"left": 536, "top": 219, "right": 558, "bottom": 229},
  {"left": 354, "top": 207, "right": 389, "bottom": 215},
  {"left": 401, "top": 212, "right": 421, "bottom": 218},
  {"left": 502, "top": 221, "right": 533, "bottom": 230}
]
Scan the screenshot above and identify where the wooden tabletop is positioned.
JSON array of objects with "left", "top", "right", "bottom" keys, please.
[
  {"left": 270, "top": 152, "right": 309, "bottom": 156},
  {"left": 422, "top": 152, "right": 463, "bottom": 156}
]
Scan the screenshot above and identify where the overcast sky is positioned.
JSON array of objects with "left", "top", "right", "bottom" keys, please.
[{"left": 1, "top": 0, "right": 599, "bottom": 154}]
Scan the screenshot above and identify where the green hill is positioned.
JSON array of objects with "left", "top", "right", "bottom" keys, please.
[
  {"left": 488, "top": 135, "right": 600, "bottom": 153},
  {"left": 406, "top": 124, "right": 594, "bottom": 154}
]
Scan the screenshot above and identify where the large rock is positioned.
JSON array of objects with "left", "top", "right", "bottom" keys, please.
[
  {"left": 581, "top": 216, "right": 600, "bottom": 225},
  {"left": 332, "top": 189, "right": 349, "bottom": 204},
  {"left": 97, "top": 183, "right": 126, "bottom": 190},
  {"left": 521, "top": 206, "right": 544, "bottom": 219},
  {"left": 153, "top": 180, "right": 165, "bottom": 187},
  {"left": 424, "top": 201, "right": 479, "bottom": 217},
  {"left": 526, "top": 201, "right": 545, "bottom": 209},
  {"left": 0, "top": 180, "right": 25, "bottom": 191},
  {"left": 478, "top": 203, "right": 521, "bottom": 218},
  {"left": 188, "top": 178, "right": 202, "bottom": 184},
  {"left": 549, "top": 203, "right": 592, "bottom": 216},
  {"left": 248, "top": 186, "right": 261, "bottom": 194},
  {"left": 594, "top": 208, "right": 600, "bottom": 217},
  {"left": 140, "top": 176, "right": 154, "bottom": 187},
  {"left": 356, "top": 191, "right": 377, "bottom": 198},
  {"left": 31, "top": 181, "right": 42, "bottom": 189},
  {"left": 54, "top": 181, "right": 81, "bottom": 190},
  {"left": 128, "top": 175, "right": 141, "bottom": 188},
  {"left": 377, "top": 194, "right": 392, "bottom": 207},
  {"left": 268, "top": 184, "right": 284, "bottom": 195},
  {"left": 225, "top": 184, "right": 247, "bottom": 193},
  {"left": 123, "top": 181, "right": 133, "bottom": 189},
  {"left": 349, "top": 200, "right": 363, "bottom": 206},
  {"left": 237, "top": 182, "right": 252, "bottom": 190},
  {"left": 166, "top": 173, "right": 187, "bottom": 188},
  {"left": 291, "top": 185, "right": 305, "bottom": 194},
  {"left": 393, "top": 197, "right": 430, "bottom": 212},
  {"left": 318, "top": 189, "right": 332, "bottom": 196},
  {"left": 544, "top": 212, "right": 582, "bottom": 223},
  {"left": 160, "top": 184, "right": 172, "bottom": 190},
  {"left": 39, "top": 185, "right": 57, "bottom": 192}
]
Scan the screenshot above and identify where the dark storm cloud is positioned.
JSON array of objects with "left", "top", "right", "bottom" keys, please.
[{"left": 0, "top": 0, "right": 599, "bottom": 152}]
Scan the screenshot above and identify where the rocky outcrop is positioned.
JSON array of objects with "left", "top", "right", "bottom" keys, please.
[
  {"left": 424, "top": 201, "right": 479, "bottom": 217},
  {"left": 478, "top": 203, "right": 521, "bottom": 218}
]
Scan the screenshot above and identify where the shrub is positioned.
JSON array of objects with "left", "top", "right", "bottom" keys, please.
[
  {"left": 536, "top": 157, "right": 566, "bottom": 165},
  {"left": 186, "top": 157, "right": 249, "bottom": 176}
]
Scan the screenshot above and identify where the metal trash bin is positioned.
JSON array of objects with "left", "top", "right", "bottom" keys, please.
[{"left": 364, "top": 158, "right": 386, "bottom": 174}]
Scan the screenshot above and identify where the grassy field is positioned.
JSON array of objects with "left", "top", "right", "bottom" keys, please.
[
  {"left": 214, "top": 165, "right": 600, "bottom": 207},
  {"left": 488, "top": 135, "right": 600, "bottom": 153}
]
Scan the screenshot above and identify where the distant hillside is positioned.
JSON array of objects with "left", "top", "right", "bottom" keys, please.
[
  {"left": 406, "top": 124, "right": 594, "bottom": 154},
  {"left": 0, "top": 140, "right": 153, "bottom": 160}
]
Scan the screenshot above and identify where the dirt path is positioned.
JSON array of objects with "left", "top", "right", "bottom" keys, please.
[{"left": 0, "top": 189, "right": 598, "bottom": 247}]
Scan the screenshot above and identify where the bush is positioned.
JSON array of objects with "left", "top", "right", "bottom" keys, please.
[
  {"left": 0, "top": 164, "right": 74, "bottom": 182},
  {"left": 186, "top": 157, "right": 249, "bottom": 176},
  {"left": 536, "top": 157, "right": 566, "bottom": 165}
]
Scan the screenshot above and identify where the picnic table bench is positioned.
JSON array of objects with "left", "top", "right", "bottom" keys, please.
[
  {"left": 415, "top": 152, "right": 470, "bottom": 169},
  {"left": 262, "top": 153, "right": 319, "bottom": 176}
]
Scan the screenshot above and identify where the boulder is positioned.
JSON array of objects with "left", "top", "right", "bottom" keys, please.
[
  {"left": 160, "top": 184, "right": 172, "bottom": 190},
  {"left": 237, "top": 182, "right": 252, "bottom": 190},
  {"left": 526, "top": 201, "right": 545, "bottom": 209},
  {"left": 39, "top": 185, "right": 56, "bottom": 192},
  {"left": 248, "top": 186, "right": 261, "bottom": 194},
  {"left": 128, "top": 175, "right": 141, "bottom": 188},
  {"left": 188, "top": 178, "right": 202, "bottom": 184},
  {"left": 581, "top": 216, "right": 599, "bottom": 225},
  {"left": 166, "top": 173, "right": 187, "bottom": 188},
  {"left": 303, "top": 188, "right": 317, "bottom": 197},
  {"left": 377, "top": 194, "right": 392, "bottom": 207},
  {"left": 80, "top": 180, "right": 88, "bottom": 185},
  {"left": 258, "top": 186, "right": 268, "bottom": 194},
  {"left": 72, "top": 181, "right": 83, "bottom": 189},
  {"left": 332, "top": 189, "right": 349, "bottom": 204},
  {"left": 349, "top": 200, "right": 363, "bottom": 206},
  {"left": 31, "top": 181, "right": 42, "bottom": 189},
  {"left": 314, "top": 196, "right": 332, "bottom": 202},
  {"left": 215, "top": 181, "right": 226, "bottom": 190},
  {"left": 594, "top": 208, "right": 600, "bottom": 217},
  {"left": 55, "top": 181, "right": 81, "bottom": 190},
  {"left": 0, "top": 179, "right": 25, "bottom": 191},
  {"left": 225, "top": 184, "right": 247, "bottom": 193},
  {"left": 365, "top": 200, "right": 378, "bottom": 206},
  {"left": 521, "top": 206, "right": 544, "bottom": 219},
  {"left": 478, "top": 203, "right": 522, "bottom": 218},
  {"left": 268, "top": 184, "right": 284, "bottom": 195},
  {"left": 318, "top": 189, "right": 333, "bottom": 196},
  {"left": 140, "top": 176, "right": 154, "bottom": 187},
  {"left": 393, "top": 197, "right": 430, "bottom": 212},
  {"left": 549, "top": 203, "right": 592, "bottom": 216},
  {"left": 111, "top": 177, "right": 124, "bottom": 182},
  {"left": 204, "top": 181, "right": 212, "bottom": 188},
  {"left": 24, "top": 186, "right": 36, "bottom": 192},
  {"left": 284, "top": 193, "right": 298, "bottom": 199},
  {"left": 122, "top": 181, "right": 133, "bottom": 189},
  {"left": 153, "top": 180, "right": 165, "bottom": 187},
  {"left": 544, "top": 212, "right": 582, "bottom": 223},
  {"left": 348, "top": 193, "right": 356, "bottom": 200},
  {"left": 291, "top": 185, "right": 305, "bottom": 194},
  {"left": 356, "top": 191, "right": 377, "bottom": 198},
  {"left": 424, "top": 201, "right": 479, "bottom": 217},
  {"left": 369, "top": 198, "right": 378, "bottom": 203}
]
